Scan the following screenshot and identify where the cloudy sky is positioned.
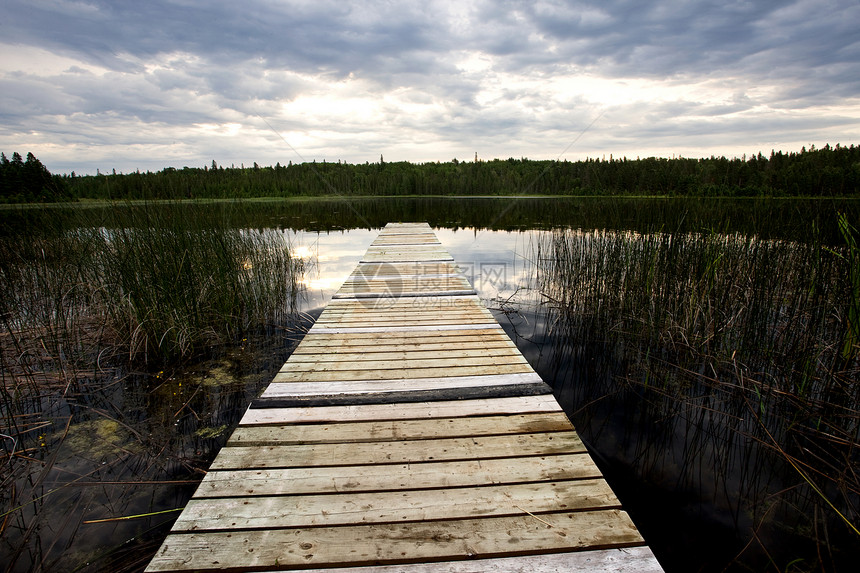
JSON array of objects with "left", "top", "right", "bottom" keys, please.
[{"left": 2, "top": 0, "right": 859, "bottom": 175}]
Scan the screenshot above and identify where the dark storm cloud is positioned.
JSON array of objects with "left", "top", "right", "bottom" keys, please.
[
  {"left": 474, "top": 1, "right": 860, "bottom": 85},
  {"left": 5, "top": 1, "right": 446, "bottom": 76},
  {"left": 7, "top": 1, "right": 859, "bottom": 93},
  {"left": 2, "top": 0, "right": 858, "bottom": 173}
]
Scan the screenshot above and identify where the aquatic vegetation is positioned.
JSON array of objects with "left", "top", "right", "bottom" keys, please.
[
  {"left": 528, "top": 221, "right": 860, "bottom": 571},
  {"left": 0, "top": 201, "right": 306, "bottom": 572}
]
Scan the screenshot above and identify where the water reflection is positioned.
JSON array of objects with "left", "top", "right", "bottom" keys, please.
[{"left": 288, "top": 229, "right": 377, "bottom": 311}]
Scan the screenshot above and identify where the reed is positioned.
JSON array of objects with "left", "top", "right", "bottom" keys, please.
[
  {"left": 0, "top": 202, "right": 304, "bottom": 571},
  {"left": 0, "top": 201, "right": 302, "bottom": 367},
  {"left": 532, "top": 218, "right": 859, "bottom": 570}
]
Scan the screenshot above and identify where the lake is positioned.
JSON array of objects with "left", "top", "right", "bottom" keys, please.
[{"left": 1, "top": 196, "right": 858, "bottom": 572}]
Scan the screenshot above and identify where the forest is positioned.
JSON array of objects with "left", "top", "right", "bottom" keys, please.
[
  {"left": 2, "top": 144, "right": 859, "bottom": 203},
  {"left": 0, "top": 152, "right": 74, "bottom": 203}
]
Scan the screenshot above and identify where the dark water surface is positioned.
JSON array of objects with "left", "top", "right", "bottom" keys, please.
[{"left": 1, "top": 197, "right": 858, "bottom": 572}]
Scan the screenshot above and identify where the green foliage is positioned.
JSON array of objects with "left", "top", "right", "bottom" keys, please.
[
  {"left": 0, "top": 151, "right": 73, "bottom": 203},
  {"left": 535, "top": 221, "right": 860, "bottom": 559},
  {"left": 58, "top": 144, "right": 860, "bottom": 201},
  {"left": 0, "top": 202, "right": 302, "bottom": 365}
]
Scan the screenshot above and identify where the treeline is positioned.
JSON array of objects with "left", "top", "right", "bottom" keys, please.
[
  {"left": 6, "top": 144, "right": 860, "bottom": 203},
  {"left": 0, "top": 152, "right": 73, "bottom": 203}
]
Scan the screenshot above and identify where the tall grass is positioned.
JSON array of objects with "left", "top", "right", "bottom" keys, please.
[
  {"left": 0, "top": 202, "right": 304, "bottom": 571},
  {"left": 532, "top": 219, "right": 859, "bottom": 570},
  {"left": 0, "top": 202, "right": 302, "bottom": 367}
]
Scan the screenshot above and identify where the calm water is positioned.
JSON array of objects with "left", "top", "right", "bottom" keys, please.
[{"left": 1, "top": 197, "right": 858, "bottom": 572}]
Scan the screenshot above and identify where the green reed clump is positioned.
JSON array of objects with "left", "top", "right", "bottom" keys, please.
[
  {"left": 0, "top": 203, "right": 304, "bottom": 571},
  {"left": 94, "top": 204, "right": 302, "bottom": 361},
  {"left": 0, "top": 202, "right": 302, "bottom": 369},
  {"left": 535, "top": 221, "right": 859, "bottom": 551}
]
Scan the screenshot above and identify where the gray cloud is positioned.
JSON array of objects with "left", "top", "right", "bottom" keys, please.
[{"left": 1, "top": 0, "right": 858, "bottom": 174}]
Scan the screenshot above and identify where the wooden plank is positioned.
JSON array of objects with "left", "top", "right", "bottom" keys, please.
[
  {"left": 334, "top": 289, "right": 477, "bottom": 298},
  {"left": 293, "top": 340, "right": 517, "bottom": 354},
  {"left": 261, "top": 375, "right": 544, "bottom": 399},
  {"left": 286, "top": 347, "right": 528, "bottom": 363},
  {"left": 335, "top": 283, "right": 473, "bottom": 292},
  {"left": 321, "top": 307, "right": 489, "bottom": 316},
  {"left": 310, "top": 321, "right": 500, "bottom": 330},
  {"left": 272, "top": 363, "right": 535, "bottom": 382},
  {"left": 299, "top": 326, "right": 504, "bottom": 336},
  {"left": 145, "top": 510, "right": 645, "bottom": 572},
  {"left": 228, "top": 412, "right": 573, "bottom": 445},
  {"left": 349, "top": 262, "right": 462, "bottom": 276},
  {"left": 362, "top": 256, "right": 455, "bottom": 263},
  {"left": 335, "top": 287, "right": 475, "bottom": 296},
  {"left": 363, "top": 249, "right": 452, "bottom": 256},
  {"left": 319, "top": 301, "right": 487, "bottom": 314},
  {"left": 335, "top": 281, "right": 473, "bottom": 290},
  {"left": 382, "top": 222, "right": 432, "bottom": 229},
  {"left": 252, "top": 382, "right": 551, "bottom": 408},
  {"left": 372, "top": 239, "right": 441, "bottom": 246},
  {"left": 313, "top": 311, "right": 496, "bottom": 322},
  {"left": 292, "top": 547, "right": 664, "bottom": 573},
  {"left": 316, "top": 311, "right": 488, "bottom": 319},
  {"left": 209, "top": 432, "right": 585, "bottom": 470},
  {"left": 307, "top": 324, "right": 502, "bottom": 334},
  {"left": 364, "top": 245, "right": 449, "bottom": 251},
  {"left": 317, "top": 297, "right": 487, "bottom": 309},
  {"left": 294, "top": 330, "right": 513, "bottom": 342},
  {"left": 337, "top": 277, "right": 473, "bottom": 287},
  {"left": 195, "top": 454, "right": 601, "bottom": 497},
  {"left": 239, "top": 395, "right": 565, "bottom": 425},
  {"left": 279, "top": 355, "right": 528, "bottom": 372},
  {"left": 172, "top": 480, "right": 621, "bottom": 531},
  {"left": 293, "top": 340, "right": 513, "bottom": 352},
  {"left": 314, "top": 312, "right": 495, "bottom": 325}
]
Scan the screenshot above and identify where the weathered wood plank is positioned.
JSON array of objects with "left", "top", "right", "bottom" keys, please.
[
  {"left": 307, "top": 324, "right": 503, "bottom": 333},
  {"left": 292, "top": 339, "right": 517, "bottom": 354},
  {"left": 145, "top": 510, "right": 645, "bottom": 572},
  {"left": 337, "top": 277, "right": 473, "bottom": 287},
  {"left": 209, "top": 432, "right": 585, "bottom": 470},
  {"left": 318, "top": 302, "right": 488, "bottom": 315},
  {"left": 318, "top": 302, "right": 490, "bottom": 314},
  {"left": 279, "top": 355, "right": 528, "bottom": 372},
  {"left": 314, "top": 313, "right": 495, "bottom": 325},
  {"left": 272, "top": 363, "right": 535, "bottom": 382},
  {"left": 173, "top": 480, "right": 621, "bottom": 531},
  {"left": 261, "top": 376, "right": 544, "bottom": 399},
  {"left": 313, "top": 313, "right": 497, "bottom": 324},
  {"left": 292, "top": 547, "right": 664, "bottom": 573},
  {"left": 268, "top": 371, "right": 540, "bottom": 389},
  {"left": 239, "top": 395, "right": 565, "bottom": 425},
  {"left": 334, "top": 289, "right": 478, "bottom": 298},
  {"left": 335, "top": 287, "right": 475, "bottom": 296},
  {"left": 361, "top": 256, "right": 455, "bottom": 263},
  {"left": 252, "top": 382, "right": 551, "bottom": 408},
  {"left": 363, "top": 249, "right": 453, "bottom": 255},
  {"left": 298, "top": 327, "right": 506, "bottom": 338},
  {"left": 195, "top": 454, "right": 601, "bottom": 497},
  {"left": 286, "top": 347, "right": 529, "bottom": 363},
  {"left": 372, "top": 239, "right": 441, "bottom": 246},
  {"left": 296, "top": 323, "right": 513, "bottom": 340},
  {"left": 228, "top": 412, "right": 573, "bottom": 445},
  {"left": 321, "top": 298, "right": 484, "bottom": 309},
  {"left": 349, "top": 262, "right": 463, "bottom": 277}
]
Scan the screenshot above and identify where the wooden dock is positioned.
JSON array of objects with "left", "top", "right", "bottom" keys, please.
[{"left": 146, "top": 222, "right": 663, "bottom": 572}]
